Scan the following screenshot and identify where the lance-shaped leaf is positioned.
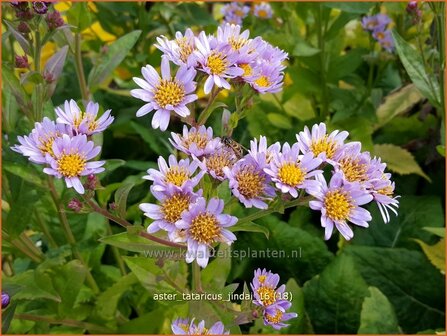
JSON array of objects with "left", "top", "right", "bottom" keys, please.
[
  {"left": 114, "top": 183, "right": 135, "bottom": 218},
  {"left": 43, "top": 45, "right": 68, "bottom": 97},
  {"left": 4, "top": 21, "right": 31, "bottom": 54}
]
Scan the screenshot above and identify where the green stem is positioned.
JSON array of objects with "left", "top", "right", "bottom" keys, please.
[
  {"left": 34, "top": 210, "right": 58, "bottom": 248},
  {"left": 74, "top": 33, "right": 90, "bottom": 101},
  {"left": 197, "top": 87, "right": 221, "bottom": 125},
  {"left": 47, "top": 177, "right": 100, "bottom": 294},
  {"left": 191, "top": 261, "right": 202, "bottom": 293},
  {"left": 317, "top": 4, "right": 329, "bottom": 119},
  {"left": 5, "top": 232, "right": 43, "bottom": 263},
  {"left": 106, "top": 223, "right": 127, "bottom": 276},
  {"left": 34, "top": 30, "right": 41, "bottom": 73},
  {"left": 160, "top": 268, "right": 186, "bottom": 294},
  {"left": 82, "top": 197, "right": 186, "bottom": 249}
]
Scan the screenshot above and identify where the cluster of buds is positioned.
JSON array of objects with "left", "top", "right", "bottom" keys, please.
[
  {"left": 406, "top": 1, "right": 422, "bottom": 23},
  {"left": 10, "top": 1, "right": 64, "bottom": 31}
]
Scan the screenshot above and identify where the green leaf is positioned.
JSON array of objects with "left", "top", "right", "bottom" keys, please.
[
  {"left": 345, "top": 246, "right": 445, "bottom": 333},
  {"left": 4, "top": 21, "right": 31, "bottom": 54},
  {"left": 229, "top": 221, "right": 269, "bottom": 239},
  {"left": 392, "top": 30, "right": 441, "bottom": 108},
  {"left": 267, "top": 113, "right": 292, "bottom": 129},
  {"left": 66, "top": 3, "right": 92, "bottom": 31},
  {"left": 423, "top": 227, "right": 445, "bottom": 238},
  {"left": 413, "top": 238, "right": 445, "bottom": 274},
  {"left": 373, "top": 144, "right": 430, "bottom": 181},
  {"left": 88, "top": 30, "right": 142, "bottom": 88},
  {"left": 3, "top": 163, "right": 45, "bottom": 189},
  {"left": 281, "top": 279, "right": 313, "bottom": 334},
  {"left": 292, "top": 39, "right": 321, "bottom": 57},
  {"left": 3, "top": 66, "right": 30, "bottom": 109},
  {"left": 303, "top": 253, "right": 369, "bottom": 333},
  {"left": 118, "top": 309, "right": 166, "bottom": 334},
  {"left": 114, "top": 183, "right": 135, "bottom": 218},
  {"left": 358, "top": 287, "right": 401, "bottom": 334},
  {"left": 375, "top": 84, "right": 423, "bottom": 129},
  {"left": 283, "top": 93, "right": 315, "bottom": 121},
  {"left": 130, "top": 121, "right": 169, "bottom": 156},
  {"left": 99, "top": 232, "right": 182, "bottom": 255},
  {"left": 353, "top": 196, "right": 444, "bottom": 249},
  {"left": 95, "top": 273, "right": 138, "bottom": 321},
  {"left": 201, "top": 244, "right": 231, "bottom": 290},
  {"left": 2, "top": 302, "right": 17, "bottom": 334},
  {"left": 324, "top": 2, "right": 374, "bottom": 13}
]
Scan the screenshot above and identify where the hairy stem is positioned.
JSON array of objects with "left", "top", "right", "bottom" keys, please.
[
  {"left": 74, "top": 33, "right": 90, "bottom": 101},
  {"left": 15, "top": 314, "right": 111, "bottom": 333},
  {"left": 34, "top": 210, "right": 58, "bottom": 248},
  {"left": 47, "top": 177, "right": 100, "bottom": 293},
  {"left": 197, "top": 86, "right": 222, "bottom": 125},
  {"left": 192, "top": 261, "right": 203, "bottom": 293}
]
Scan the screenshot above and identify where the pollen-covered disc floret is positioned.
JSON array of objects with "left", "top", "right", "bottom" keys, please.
[
  {"left": 140, "top": 186, "right": 202, "bottom": 234},
  {"left": 170, "top": 125, "right": 221, "bottom": 158},
  {"left": 11, "top": 117, "right": 70, "bottom": 164},
  {"left": 171, "top": 318, "right": 229, "bottom": 335},
  {"left": 250, "top": 268, "right": 297, "bottom": 330},
  {"left": 203, "top": 147, "right": 238, "bottom": 181},
  {"left": 296, "top": 122, "right": 349, "bottom": 161},
  {"left": 265, "top": 142, "right": 322, "bottom": 198},
  {"left": 175, "top": 197, "right": 237, "bottom": 268},
  {"left": 155, "top": 28, "right": 197, "bottom": 67},
  {"left": 224, "top": 156, "right": 275, "bottom": 209},
  {"left": 307, "top": 172, "right": 374, "bottom": 240},
  {"left": 43, "top": 134, "right": 105, "bottom": 194},
  {"left": 55, "top": 99, "right": 114, "bottom": 135},
  {"left": 254, "top": 3, "right": 273, "bottom": 19},
  {"left": 131, "top": 57, "right": 198, "bottom": 131},
  {"left": 144, "top": 154, "right": 205, "bottom": 193}
]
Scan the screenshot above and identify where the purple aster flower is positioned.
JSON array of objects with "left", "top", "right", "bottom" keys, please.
[
  {"left": 223, "top": 14, "right": 243, "bottom": 26},
  {"left": 194, "top": 31, "right": 243, "bottom": 94},
  {"left": 224, "top": 156, "right": 275, "bottom": 209},
  {"left": 12, "top": 117, "right": 71, "bottom": 164},
  {"left": 33, "top": 1, "right": 48, "bottom": 14},
  {"left": 307, "top": 172, "right": 374, "bottom": 240},
  {"left": 331, "top": 142, "right": 384, "bottom": 187},
  {"left": 296, "top": 122, "right": 349, "bottom": 162},
  {"left": 257, "top": 39, "right": 288, "bottom": 70},
  {"left": 216, "top": 23, "right": 251, "bottom": 53},
  {"left": 169, "top": 125, "right": 221, "bottom": 158},
  {"left": 55, "top": 100, "right": 114, "bottom": 135},
  {"left": 373, "top": 29, "right": 394, "bottom": 52},
  {"left": 2, "top": 292, "right": 10, "bottom": 309},
  {"left": 263, "top": 301, "right": 298, "bottom": 330},
  {"left": 144, "top": 155, "right": 205, "bottom": 193},
  {"left": 202, "top": 146, "right": 237, "bottom": 181},
  {"left": 248, "top": 135, "right": 281, "bottom": 169},
  {"left": 175, "top": 197, "right": 237, "bottom": 268},
  {"left": 370, "top": 174, "right": 400, "bottom": 223},
  {"left": 221, "top": 2, "right": 250, "bottom": 20},
  {"left": 250, "top": 268, "right": 286, "bottom": 308},
  {"left": 140, "top": 186, "right": 201, "bottom": 234},
  {"left": 246, "top": 62, "right": 284, "bottom": 94},
  {"left": 264, "top": 142, "right": 323, "bottom": 198},
  {"left": 361, "top": 14, "right": 391, "bottom": 32},
  {"left": 254, "top": 3, "right": 273, "bottom": 19},
  {"left": 155, "top": 28, "right": 197, "bottom": 67},
  {"left": 172, "top": 318, "right": 229, "bottom": 335},
  {"left": 43, "top": 134, "right": 105, "bottom": 194},
  {"left": 171, "top": 318, "right": 192, "bottom": 334},
  {"left": 131, "top": 57, "right": 198, "bottom": 131}
]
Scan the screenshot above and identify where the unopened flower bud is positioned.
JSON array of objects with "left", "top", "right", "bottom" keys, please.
[
  {"left": 252, "top": 310, "right": 259, "bottom": 319},
  {"left": 33, "top": 1, "right": 48, "bottom": 14},
  {"left": 15, "top": 55, "right": 29, "bottom": 69},
  {"left": 43, "top": 70, "right": 55, "bottom": 83},
  {"left": 45, "top": 10, "right": 64, "bottom": 30},
  {"left": 2, "top": 292, "right": 10, "bottom": 309},
  {"left": 109, "top": 202, "right": 117, "bottom": 211},
  {"left": 85, "top": 174, "right": 98, "bottom": 191},
  {"left": 17, "top": 21, "right": 30, "bottom": 34},
  {"left": 407, "top": 1, "right": 418, "bottom": 12},
  {"left": 68, "top": 198, "right": 83, "bottom": 213}
]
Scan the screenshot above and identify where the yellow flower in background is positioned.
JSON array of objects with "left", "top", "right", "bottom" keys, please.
[{"left": 82, "top": 21, "right": 116, "bottom": 43}]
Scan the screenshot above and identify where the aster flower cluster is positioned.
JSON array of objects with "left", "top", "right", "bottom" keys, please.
[
  {"left": 131, "top": 23, "right": 287, "bottom": 131},
  {"left": 162, "top": 122, "right": 399, "bottom": 242},
  {"left": 361, "top": 13, "right": 394, "bottom": 52},
  {"left": 171, "top": 318, "right": 229, "bottom": 335},
  {"left": 10, "top": 1, "right": 63, "bottom": 27},
  {"left": 250, "top": 268, "right": 297, "bottom": 330},
  {"left": 12, "top": 100, "right": 114, "bottom": 194},
  {"left": 221, "top": 2, "right": 273, "bottom": 25}
]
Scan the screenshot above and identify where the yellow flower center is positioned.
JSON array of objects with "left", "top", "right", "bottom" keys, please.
[
  {"left": 234, "top": 9, "right": 245, "bottom": 17},
  {"left": 324, "top": 190, "right": 354, "bottom": 221},
  {"left": 73, "top": 112, "right": 98, "bottom": 132},
  {"left": 189, "top": 213, "right": 221, "bottom": 244},
  {"left": 257, "top": 286, "right": 277, "bottom": 306},
  {"left": 154, "top": 79, "right": 185, "bottom": 108},
  {"left": 310, "top": 135, "right": 337, "bottom": 159},
  {"left": 278, "top": 163, "right": 305, "bottom": 187},
  {"left": 339, "top": 158, "right": 367, "bottom": 183},
  {"left": 229, "top": 36, "right": 248, "bottom": 50},
  {"left": 378, "top": 185, "right": 393, "bottom": 196},
  {"left": 257, "top": 9, "right": 268, "bottom": 18},
  {"left": 179, "top": 324, "right": 190, "bottom": 333},
  {"left": 376, "top": 32, "right": 385, "bottom": 40},
  {"left": 265, "top": 309, "right": 283, "bottom": 324},
  {"left": 207, "top": 52, "right": 228, "bottom": 75},
  {"left": 205, "top": 151, "right": 236, "bottom": 179},
  {"left": 176, "top": 37, "right": 194, "bottom": 63},
  {"left": 38, "top": 133, "right": 59, "bottom": 157},
  {"left": 57, "top": 153, "right": 86, "bottom": 178},
  {"left": 183, "top": 131, "right": 208, "bottom": 150},
  {"left": 161, "top": 193, "right": 191, "bottom": 223},
  {"left": 236, "top": 166, "right": 265, "bottom": 199},
  {"left": 239, "top": 63, "right": 252, "bottom": 77},
  {"left": 165, "top": 167, "right": 189, "bottom": 186},
  {"left": 255, "top": 75, "right": 270, "bottom": 88},
  {"left": 258, "top": 275, "right": 266, "bottom": 283}
]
